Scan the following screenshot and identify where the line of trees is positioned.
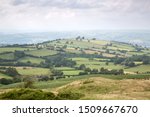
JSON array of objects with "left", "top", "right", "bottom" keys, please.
[{"left": 78, "top": 64, "right": 124, "bottom": 75}]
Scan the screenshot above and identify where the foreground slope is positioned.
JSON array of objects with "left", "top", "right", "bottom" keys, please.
[{"left": 54, "top": 77, "right": 150, "bottom": 100}]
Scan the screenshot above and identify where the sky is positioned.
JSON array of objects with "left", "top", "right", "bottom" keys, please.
[{"left": 0, "top": 0, "right": 150, "bottom": 32}]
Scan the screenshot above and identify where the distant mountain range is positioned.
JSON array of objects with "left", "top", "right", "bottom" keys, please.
[{"left": 0, "top": 30, "right": 150, "bottom": 47}]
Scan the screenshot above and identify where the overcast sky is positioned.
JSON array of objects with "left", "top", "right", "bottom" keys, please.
[{"left": 0, "top": 0, "right": 150, "bottom": 32}]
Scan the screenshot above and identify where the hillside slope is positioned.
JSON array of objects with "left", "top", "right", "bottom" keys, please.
[{"left": 55, "top": 77, "right": 150, "bottom": 100}]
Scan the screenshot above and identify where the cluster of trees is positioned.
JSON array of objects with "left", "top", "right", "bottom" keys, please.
[
  {"left": 14, "top": 51, "right": 25, "bottom": 59},
  {"left": 0, "top": 77, "right": 21, "bottom": 85},
  {"left": 0, "top": 67, "right": 20, "bottom": 77},
  {"left": 62, "top": 53, "right": 103, "bottom": 58},
  {"left": 50, "top": 69, "right": 65, "bottom": 79},
  {"left": 0, "top": 67, "right": 21, "bottom": 85},
  {"left": 113, "top": 55, "right": 150, "bottom": 67},
  {"left": 44, "top": 55, "right": 76, "bottom": 67},
  {"left": 38, "top": 69, "right": 65, "bottom": 81},
  {"left": 78, "top": 64, "right": 124, "bottom": 75},
  {"left": 5, "top": 67, "right": 20, "bottom": 77}
]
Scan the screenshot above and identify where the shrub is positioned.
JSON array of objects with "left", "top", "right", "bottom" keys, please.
[
  {"left": 79, "top": 72, "right": 88, "bottom": 75},
  {"left": 83, "top": 80, "right": 94, "bottom": 84},
  {"left": 0, "top": 78, "right": 13, "bottom": 85},
  {"left": 23, "top": 78, "right": 35, "bottom": 88},
  {"left": 0, "top": 89, "right": 56, "bottom": 100},
  {"left": 56, "top": 91, "right": 84, "bottom": 100}
]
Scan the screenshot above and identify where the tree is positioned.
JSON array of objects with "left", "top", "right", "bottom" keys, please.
[
  {"left": 85, "top": 68, "right": 91, "bottom": 72},
  {"left": 23, "top": 78, "right": 34, "bottom": 88},
  {"left": 105, "top": 62, "right": 109, "bottom": 66},
  {"left": 5, "top": 67, "right": 20, "bottom": 77},
  {"left": 14, "top": 51, "right": 25, "bottom": 58},
  {"left": 65, "top": 41, "right": 69, "bottom": 44},
  {"left": 62, "top": 45, "right": 67, "bottom": 49},
  {"left": 91, "top": 69, "right": 99, "bottom": 74},
  {"left": 0, "top": 78, "right": 13, "bottom": 85},
  {"left": 143, "top": 58, "right": 149, "bottom": 64},
  {"left": 100, "top": 67, "right": 105, "bottom": 72},
  {"left": 76, "top": 36, "right": 80, "bottom": 40},
  {"left": 52, "top": 69, "right": 63, "bottom": 76},
  {"left": 79, "top": 64, "right": 86, "bottom": 70},
  {"left": 79, "top": 72, "right": 88, "bottom": 75},
  {"left": 125, "top": 61, "right": 135, "bottom": 67},
  {"left": 118, "top": 69, "right": 124, "bottom": 75}
]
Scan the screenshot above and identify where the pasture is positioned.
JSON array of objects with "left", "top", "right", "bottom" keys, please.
[
  {"left": 0, "top": 53, "right": 15, "bottom": 60},
  {"left": 0, "top": 47, "right": 35, "bottom": 53},
  {"left": 125, "top": 65, "right": 150, "bottom": 73},
  {"left": 25, "top": 49, "right": 58, "bottom": 57},
  {"left": 18, "top": 57, "right": 45, "bottom": 64},
  {"left": 16, "top": 67, "right": 50, "bottom": 76},
  {"left": 63, "top": 70, "right": 83, "bottom": 76},
  {"left": 72, "top": 57, "right": 124, "bottom": 70},
  {"left": 0, "top": 73, "right": 12, "bottom": 79}
]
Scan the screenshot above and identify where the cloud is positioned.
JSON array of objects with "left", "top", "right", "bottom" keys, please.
[
  {"left": 0, "top": 0, "right": 150, "bottom": 32},
  {"left": 9, "top": 0, "right": 150, "bottom": 12}
]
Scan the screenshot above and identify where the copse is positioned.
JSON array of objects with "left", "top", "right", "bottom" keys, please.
[
  {"left": 14, "top": 51, "right": 25, "bottom": 59},
  {"left": 0, "top": 78, "right": 13, "bottom": 85},
  {"left": 5, "top": 67, "right": 20, "bottom": 77},
  {"left": 45, "top": 54, "right": 76, "bottom": 67},
  {"left": 79, "top": 64, "right": 86, "bottom": 70}
]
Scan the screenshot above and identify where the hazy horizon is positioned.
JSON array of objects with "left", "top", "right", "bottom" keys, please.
[{"left": 0, "top": 30, "right": 150, "bottom": 48}]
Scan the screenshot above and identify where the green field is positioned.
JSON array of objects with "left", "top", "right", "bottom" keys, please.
[
  {"left": 125, "top": 65, "right": 150, "bottom": 73},
  {"left": 55, "top": 67, "right": 83, "bottom": 75},
  {"left": 127, "top": 51, "right": 145, "bottom": 56},
  {"left": 55, "top": 67, "right": 75, "bottom": 71},
  {"left": 63, "top": 70, "right": 84, "bottom": 75},
  {"left": 90, "top": 40, "right": 110, "bottom": 45},
  {"left": 25, "top": 49, "right": 58, "bottom": 57},
  {"left": 0, "top": 73, "right": 12, "bottom": 79},
  {"left": 16, "top": 67, "right": 50, "bottom": 76},
  {"left": 72, "top": 57, "right": 124, "bottom": 70},
  {"left": 18, "top": 57, "right": 45, "bottom": 64},
  {"left": 0, "top": 53, "right": 15, "bottom": 60},
  {"left": 112, "top": 42, "right": 136, "bottom": 51},
  {"left": 0, "top": 47, "right": 35, "bottom": 53}
]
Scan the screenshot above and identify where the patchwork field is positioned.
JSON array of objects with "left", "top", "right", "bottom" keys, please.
[
  {"left": 125, "top": 65, "right": 150, "bottom": 73},
  {"left": 18, "top": 57, "right": 45, "bottom": 64},
  {"left": 0, "top": 73, "right": 12, "bottom": 79},
  {"left": 0, "top": 47, "right": 35, "bottom": 53},
  {"left": 0, "top": 53, "right": 15, "bottom": 60},
  {"left": 25, "top": 49, "right": 58, "bottom": 57},
  {"left": 16, "top": 67, "right": 50, "bottom": 76},
  {"left": 72, "top": 57, "right": 124, "bottom": 70}
]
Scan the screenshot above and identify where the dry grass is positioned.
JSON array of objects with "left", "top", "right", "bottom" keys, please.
[{"left": 54, "top": 77, "right": 150, "bottom": 100}]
